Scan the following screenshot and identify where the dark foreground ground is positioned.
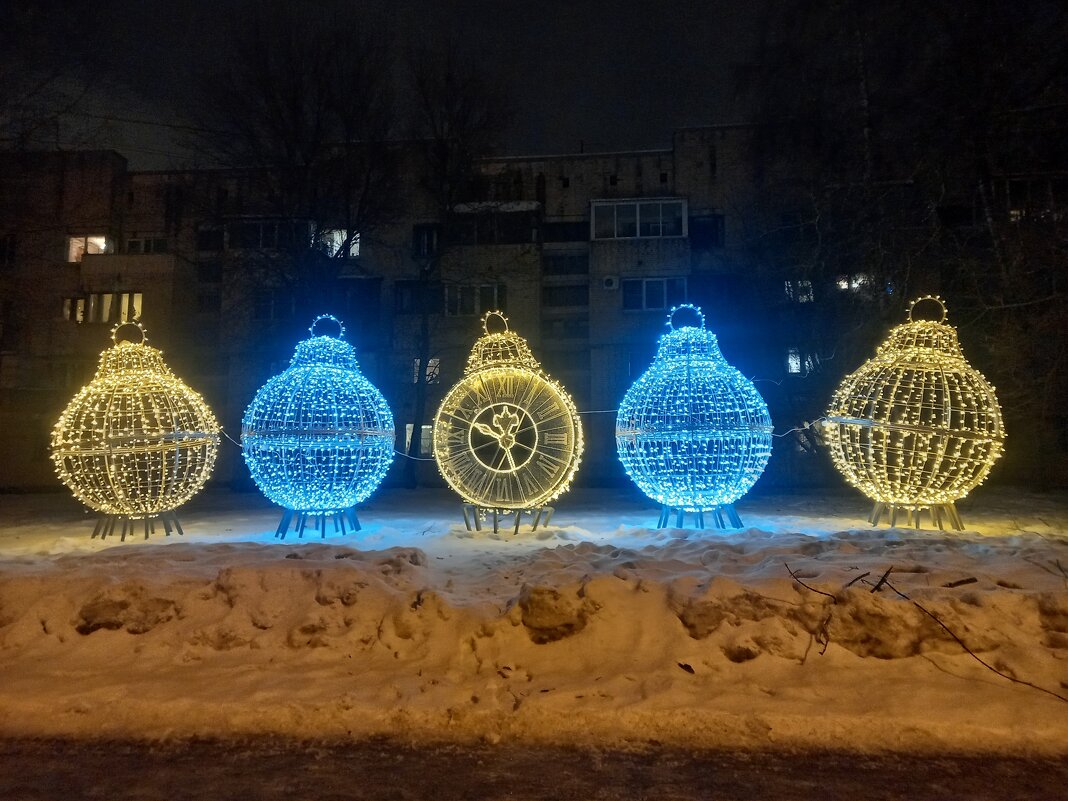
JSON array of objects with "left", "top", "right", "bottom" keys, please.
[{"left": 1, "top": 738, "right": 1067, "bottom": 801}]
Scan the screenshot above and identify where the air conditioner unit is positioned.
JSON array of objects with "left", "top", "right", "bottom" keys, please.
[{"left": 602, "top": 275, "right": 620, "bottom": 290}]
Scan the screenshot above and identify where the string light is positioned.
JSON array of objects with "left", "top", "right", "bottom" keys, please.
[
  {"left": 824, "top": 296, "right": 1005, "bottom": 530},
  {"left": 616, "top": 304, "right": 773, "bottom": 528},
  {"left": 51, "top": 322, "right": 220, "bottom": 531},
  {"left": 433, "top": 311, "right": 583, "bottom": 530},
  {"left": 241, "top": 315, "right": 394, "bottom": 536}
]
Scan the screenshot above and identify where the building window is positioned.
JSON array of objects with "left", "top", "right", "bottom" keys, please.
[
  {"left": 412, "top": 357, "right": 440, "bottom": 384},
  {"left": 784, "top": 279, "right": 814, "bottom": 303},
  {"left": 227, "top": 220, "right": 311, "bottom": 251},
  {"left": 445, "top": 283, "right": 506, "bottom": 316},
  {"left": 543, "top": 252, "right": 590, "bottom": 275},
  {"left": 126, "top": 237, "right": 169, "bottom": 255},
  {"left": 621, "top": 277, "right": 686, "bottom": 311},
  {"left": 0, "top": 233, "right": 15, "bottom": 268},
  {"left": 542, "top": 317, "right": 590, "bottom": 339},
  {"left": 590, "top": 199, "right": 687, "bottom": 240},
  {"left": 63, "top": 297, "right": 86, "bottom": 323},
  {"left": 542, "top": 221, "right": 588, "bottom": 243},
  {"left": 542, "top": 284, "right": 590, "bottom": 307},
  {"left": 63, "top": 291, "right": 142, "bottom": 324},
  {"left": 67, "top": 235, "right": 108, "bottom": 262},
  {"left": 836, "top": 273, "right": 871, "bottom": 291},
  {"left": 786, "top": 348, "right": 817, "bottom": 375},
  {"left": 412, "top": 224, "right": 440, "bottom": 259},
  {"left": 404, "top": 424, "right": 433, "bottom": 457},
  {"left": 318, "top": 229, "right": 360, "bottom": 258},
  {"left": 560, "top": 176, "right": 570, "bottom": 189},
  {"left": 447, "top": 211, "right": 536, "bottom": 246},
  {"left": 252, "top": 289, "right": 296, "bottom": 321},
  {"left": 395, "top": 280, "right": 443, "bottom": 314}
]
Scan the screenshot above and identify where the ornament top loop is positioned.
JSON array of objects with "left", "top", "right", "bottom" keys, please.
[
  {"left": 482, "top": 310, "right": 509, "bottom": 335},
  {"left": 667, "top": 304, "right": 705, "bottom": 331},
  {"left": 111, "top": 319, "right": 147, "bottom": 346},
  {"left": 906, "top": 295, "right": 948, "bottom": 324},
  {"left": 309, "top": 314, "right": 345, "bottom": 339}
]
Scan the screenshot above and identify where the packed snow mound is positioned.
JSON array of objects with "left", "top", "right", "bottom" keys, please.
[{"left": 0, "top": 489, "right": 1066, "bottom": 753}]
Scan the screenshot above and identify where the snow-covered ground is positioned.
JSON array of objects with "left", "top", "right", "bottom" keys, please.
[{"left": 0, "top": 487, "right": 1066, "bottom": 754}]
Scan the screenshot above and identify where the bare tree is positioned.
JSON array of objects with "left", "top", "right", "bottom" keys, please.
[
  {"left": 190, "top": 0, "right": 399, "bottom": 314},
  {"left": 735, "top": 0, "right": 1068, "bottom": 482},
  {"left": 400, "top": 41, "right": 514, "bottom": 486}
]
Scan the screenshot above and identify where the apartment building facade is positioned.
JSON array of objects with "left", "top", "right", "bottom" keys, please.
[{"left": 11, "top": 122, "right": 1054, "bottom": 492}]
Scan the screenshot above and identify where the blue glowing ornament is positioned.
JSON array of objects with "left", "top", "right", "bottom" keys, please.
[
  {"left": 616, "top": 305, "right": 773, "bottom": 529},
  {"left": 241, "top": 315, "right": 395, "bottom": 538}
]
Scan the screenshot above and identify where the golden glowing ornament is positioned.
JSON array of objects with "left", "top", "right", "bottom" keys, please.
[
  {"left": 433, "top": 311, "right": 583, "bottom": 532},
  {"left": 824, "top": 296, "right": 1004, "bottom": 530},
  {"left": 51, "top": 322, "right": 220, "bottom": 539}
]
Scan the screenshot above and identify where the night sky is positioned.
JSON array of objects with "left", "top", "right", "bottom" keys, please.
[{"left": 32, "top": 0, "right": 759, "bottom": 168}]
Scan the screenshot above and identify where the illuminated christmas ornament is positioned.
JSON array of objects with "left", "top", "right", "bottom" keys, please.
[
  {"left": 433, "top": 311, "right": 583, "bottom": 534},
  {"left": 616, "top": 304, "right": 773, "bottom": 529},
  {"left": 51, "top": 321, "right": 220, "bottom": 540},
  {"left": 241, "top": 315, "right": 394, "bottom": 538},
  {"left": 824, "top": 296, "right": 1005, "bottom": 530}
]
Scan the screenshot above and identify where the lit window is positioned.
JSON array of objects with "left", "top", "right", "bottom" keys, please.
[
  {"left": 785, "top": 279, "right": 814, "bottom": 303},
  {"left": 786, "top": 348, "right": 802, "bottom": 374},
  {"left": 786, "top": 348, "right": 818, "bottom": 375},
  {"left": 63, "top": 292, "right": 141, "bottom": 324},
  {"left": 319, "top": 229, "right": 360, "bottom": 258},
  {"left": 405, "top": 424, "right": 434, "bottom": 457},
  {"left": 67, "top": 235, "right": 108, "bottom": 262},
  {"left": 412, "top": 357, "right": 441, "bottom": 384},
  {"left": 445, "top": 283, "right": 506, "bottom": 316},
  {"left": 622, "top": 277, "right": 686, "bottom": 311},
  {"left": 590, "top": 199, "right": 687, "bottom": 240},
  {"left": 837, "top": 273, "right": 871, "bottom": 292}
]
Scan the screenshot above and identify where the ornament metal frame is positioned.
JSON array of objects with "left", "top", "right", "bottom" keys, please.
[
  {"left": 616, "top": 304, "right": 774, "bottom": 530},
  {"left": 241, "top": 314, "right": 395, "bottom": 540},
  {"left": 52, "top": 320, "right": 221, "bottom": 541},
  {"left": 434, "top": 311, "right": 582, "bottom": 534},
  {"left": 824, "top": 296, "right": 1005, "bottom": 531}
]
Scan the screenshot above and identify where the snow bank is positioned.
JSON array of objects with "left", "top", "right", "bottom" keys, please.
[{"left": 0, "top": 489, "right": 1066, "bottom": 754}]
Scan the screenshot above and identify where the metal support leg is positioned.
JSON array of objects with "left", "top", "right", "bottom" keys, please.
[{"left": 657, "top": 506, "right": 669, "bottom": 529}]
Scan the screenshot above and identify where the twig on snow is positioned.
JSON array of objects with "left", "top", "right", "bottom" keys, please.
[
  {"left": 844, "top": 571, "right": 871, "bottom": 588},
  {"left": 871, "top": 577, "right": 1068, "bottom": 704},
  {"left": 870, "top": 565, "right": 894, "bottom": 593},
  {"left": 785, "top": 563, "right": 837, "bottom": 602},
  {"left": 785, "top": 563, "right": 835, "bottom": 659}
]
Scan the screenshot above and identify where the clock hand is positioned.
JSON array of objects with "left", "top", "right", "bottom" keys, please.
[
  {"left": 505, "top": 449, "right": 518, "bottom": 471},
  {"left": 473, "top": 421, "right": 499, "bottom": 439}
]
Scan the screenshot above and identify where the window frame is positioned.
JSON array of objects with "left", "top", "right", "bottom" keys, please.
[
  {"left": 63, "top": 291, "right": 142, "bottom": 324},
  {"left": 66, "top": 235, "right": 109, "bottom": 262},
  {"left": 620, "top": 277, "right": 687, "bottom": 311},
  {"left": 589, "top": 199, "right": 688, "bottom": 241},
  {"left": 444, "top": 282, "right": 507, "bottom": 317}
]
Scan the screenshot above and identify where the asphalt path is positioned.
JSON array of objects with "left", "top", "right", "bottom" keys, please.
[{"left": 1, "top": 738, "right": 1066, "bottom": 800}]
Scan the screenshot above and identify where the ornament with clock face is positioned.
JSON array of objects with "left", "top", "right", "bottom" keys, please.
[{"left": 434, "top": 312, "right": 583, "bottom": 513}]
